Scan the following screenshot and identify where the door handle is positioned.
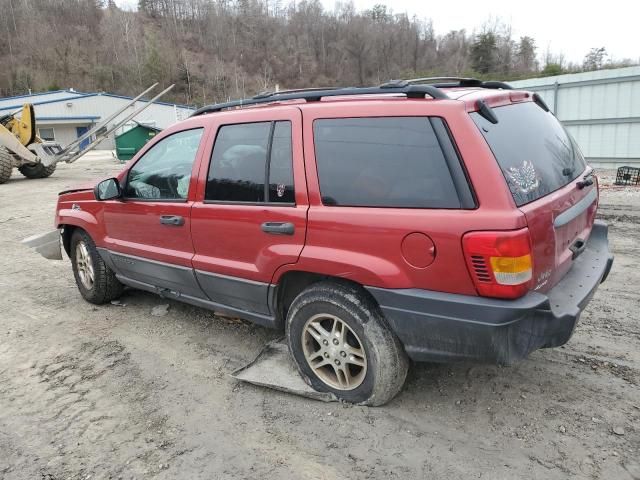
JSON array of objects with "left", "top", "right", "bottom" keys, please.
[
  {"left": 159, "top": 215, "right": 184, "bottom": 226},
  {"left": 261, "top": 222, "right": 295, "bottom": 235}
]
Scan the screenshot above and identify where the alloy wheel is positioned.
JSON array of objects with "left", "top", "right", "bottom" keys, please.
[
  {"left": 75, "top": 241, "right": 95, "bottom": 290},
  {"left": 302, "top": 313, "right": 367, "bottom": 390}
]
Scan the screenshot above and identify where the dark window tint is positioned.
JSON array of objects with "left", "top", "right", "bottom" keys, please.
[
  {"left": 207, "top": 122, "right": 270, "bottom": 202},
  {"left": 206, "top": 121, "right": 294, "bottom": 203},
  {"left": 268, "top": 122, "right": 294, "bottom": 203},
  {"left": 125, "top": 128, "right": 203, "bottom": 200},
  {"left": 471, "top": 102, "right": 587, "bottom": 206},
  {"left": 313, "top": 117, "right": 460, "bottom": 208}
]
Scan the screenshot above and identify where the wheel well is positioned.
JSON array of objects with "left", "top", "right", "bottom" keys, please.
[
  {"left": 60, "top": 224, "right": 79, "bottom": 256},
  {"left": 274, "top": 271, "right": 378, "bottom": 327}
]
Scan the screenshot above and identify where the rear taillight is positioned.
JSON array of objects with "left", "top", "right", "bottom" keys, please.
[{"left": 462, "top": 228, "right": 533, "bottom": 299}]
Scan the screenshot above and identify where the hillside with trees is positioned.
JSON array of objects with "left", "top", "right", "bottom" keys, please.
[{"left": 0, "top": 0, "right": 636, "bottom": 107}]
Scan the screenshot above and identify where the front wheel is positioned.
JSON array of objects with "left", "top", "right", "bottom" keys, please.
[
  {"left": 0, "top": 147, "right": 13, "bottom": 184},
  {"left": 18, "top": 162, "right": 56, "bottom": 179},
  {"left": 70, "top": 229, "right": 123, "bottom": 304},
  {"left": 286, "top": 281, "right": 409, "bottom": 406}
]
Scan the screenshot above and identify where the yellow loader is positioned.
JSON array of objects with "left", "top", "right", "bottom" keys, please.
[{"left": 0, "top": 84, "right": 174, "bottom": 184}]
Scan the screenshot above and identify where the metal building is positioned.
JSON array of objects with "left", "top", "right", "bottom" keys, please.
[
  {"left": 0, "top": 89, "right": 194, "bottom": 150},
  {"left": 510, "top": 66, "right": 640, "bottom": 168}
]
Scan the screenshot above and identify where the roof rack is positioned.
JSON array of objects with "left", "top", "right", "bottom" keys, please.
[
  {"left": 401, "top": 77, "right": 513, "bottom": 90},
  {"left": 191, "top": 77, "right": 512, "bottom": 117},
  {"left": 191, "top": 84, "right": 449, "bottom": 117}
]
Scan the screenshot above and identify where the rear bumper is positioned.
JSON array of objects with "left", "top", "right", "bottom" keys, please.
[{"left": 367, "top": 221, "right": 613, "bottom": 364}]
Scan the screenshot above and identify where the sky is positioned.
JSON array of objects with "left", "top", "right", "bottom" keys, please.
[
  {"left": 343, "top": 0, "right": 638, "bottom": 64},
  {"left": 115, "top": 0, "right": 639, "bottom": 64}
]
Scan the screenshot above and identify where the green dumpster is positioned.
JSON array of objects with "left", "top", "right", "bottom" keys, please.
[{"left": 115, "top": 122, "right": 162, "bottom": 161}]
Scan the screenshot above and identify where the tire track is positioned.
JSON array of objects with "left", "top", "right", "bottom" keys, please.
[{"left": 0, "top": 337, "right": 188, "bottom": 480}]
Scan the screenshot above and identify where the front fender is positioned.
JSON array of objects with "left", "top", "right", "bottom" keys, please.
[{"left": 56, "top": 208, "right": 105, "bottom": 254}]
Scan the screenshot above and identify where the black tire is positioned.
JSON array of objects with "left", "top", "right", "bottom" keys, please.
[
  {"left": 18, "top": 161, "right": 56, "bottom": 179},
  {"left": 286, "top": 281, "right": 409, "bottom": 406},
  {"left": 70, "top": 229, "right": 123, "bottom": 304},
  {"left": 0, "top": 147, "right": 13, "bottom": 184}
]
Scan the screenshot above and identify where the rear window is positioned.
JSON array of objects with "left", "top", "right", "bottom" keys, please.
[
  {"left": 313, "top": 117, "right": 462, "bottom": 208},
  {"left": 471, "top": 102, "right": 587, "bottom": 206}
]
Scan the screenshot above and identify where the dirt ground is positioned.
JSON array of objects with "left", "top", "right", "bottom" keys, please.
[{"left": 0, "top": 153, "right": 638, "bottom": 480}]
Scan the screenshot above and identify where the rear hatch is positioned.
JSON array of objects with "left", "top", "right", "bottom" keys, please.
[{"left": 471, "top": 100, "right": 597, "bottom": 293}]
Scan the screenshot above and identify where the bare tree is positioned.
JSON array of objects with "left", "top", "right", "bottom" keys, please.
[{"left": 2, "top": 0, "right": 627, "bottom": 104}]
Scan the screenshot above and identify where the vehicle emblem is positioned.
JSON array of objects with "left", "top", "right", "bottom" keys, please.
[
  {"left": 276, "top": 184, "right": 286, "bottom": 198},
  {"left": 71, "top": 203, "right": 82, "bottom": 211}
]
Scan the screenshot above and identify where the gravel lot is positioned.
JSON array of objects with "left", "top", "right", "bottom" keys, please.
[{"left": 0, "top": 153, "right": 638, "bottom": 479}]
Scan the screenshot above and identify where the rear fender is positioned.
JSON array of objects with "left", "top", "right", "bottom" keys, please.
[{"left": 271, "top": 245, "right": 409, "bottom": 287}]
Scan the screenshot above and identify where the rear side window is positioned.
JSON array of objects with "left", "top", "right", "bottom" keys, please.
[
  {"left": 313, "top": 117, "right": 462, "bottom": 208},
  {"left": 471, "top": 102, "right": 587, "bottom": 206},
  {"left": 268, "top": 122, "right": 295, "bottom": 203},
  {"left": 206, "top": 121, "right": 294, "bottom": 203}
]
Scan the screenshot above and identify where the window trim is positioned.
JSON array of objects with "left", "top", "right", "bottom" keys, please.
[
  {"left": 202, "top": 200, "right": 296, "bottom": 207},
  {"left": 312, "top": 116, "right": 474, "bottom": 210},
  {"left": 205, "top": 120, "right": 295, "bottom": 206},
  {"left": 39, "top": 127, "right": 55, "bottom": 141},
  {"left": 122, "top": 127, "right": 204, "bottom": 203},
  {"left": 429, "top": 118, "right": 477, "bottom": 209}
]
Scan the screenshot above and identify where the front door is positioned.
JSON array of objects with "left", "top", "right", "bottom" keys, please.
[
  {"left": 76, "top": 126, "right": 90, "bottom": 150},
  {"left": 190, "top": 107, "right": 307, "bottom": 317},
  {"left": 102, "top": 127, "right": 207, "bottom": 297}
]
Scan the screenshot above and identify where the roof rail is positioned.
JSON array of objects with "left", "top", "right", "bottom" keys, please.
[
  {"left": 402, "top": 77, "right": 513, "bottom": 90},
  {"left": 252, "top": 86, "right": 343, "bottom": 99},
  {"left": 191, "top": 84, "right": 449, "bottom": 117}
]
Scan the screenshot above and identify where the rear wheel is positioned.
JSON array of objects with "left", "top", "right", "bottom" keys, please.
[
  {"left": 0, "top": 147, "right": 13, "bottom": 184},
  {"left": 286, "top": 281, "right": 409, "bottom": 406},
  {"left": 18, "top": 161, "right": 56, "bottom": 179},
  {"left": 70, "top": 229, "right": 123, "bottom": 304}
]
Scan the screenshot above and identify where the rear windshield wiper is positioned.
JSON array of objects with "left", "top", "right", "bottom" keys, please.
[{"left": 577, "top": 171, "right": 594, "bottom": 189}]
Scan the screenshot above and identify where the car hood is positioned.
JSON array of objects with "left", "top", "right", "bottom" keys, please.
[{"left": 58, "top": 181, "right": 96, "bottom": 196}]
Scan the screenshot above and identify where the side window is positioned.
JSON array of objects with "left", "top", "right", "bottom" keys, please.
[
  {"left": 125, "top": 128, "right": 203, "bottom": 200},
  {"left": 313, "top": 117, "right": 461, "bottom": 208},
  {"left": 206, "top": 121, "right": 294, "bottom": 204},
  {"left": 268, "top": 122, "right": 294, "bottom": 203},
  {"left": 39, "top": 128, "right": 55, "bottom": 141}
]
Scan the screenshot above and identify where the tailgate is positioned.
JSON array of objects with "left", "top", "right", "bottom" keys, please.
[
  {"left": 519, "top": 175, "right": 598, "bottom": 292},
  {"left": 470, "top": 100, "right": 596, "bottom": 292}
]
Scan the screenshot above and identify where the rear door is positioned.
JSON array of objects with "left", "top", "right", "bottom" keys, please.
[
  {"left": 190, "top": 107, "right": 307, "bottom": 317},
  {"left": 298, "top": 102, "right": 481, "bottom": 296},
  {"left": 471, "top": 101, "right": 595, "bottom": 292}
]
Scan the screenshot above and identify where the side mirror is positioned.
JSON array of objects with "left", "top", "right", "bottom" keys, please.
[{"left": 94, "top": 178, "right": 122, "bottom": 201}]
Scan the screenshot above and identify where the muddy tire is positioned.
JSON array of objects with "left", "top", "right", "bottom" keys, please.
[
  {"left": 286, "top": 281, "right": 409, "bottom": 406},
  {"left": 0, "top": 147, "right": 13, "bottom": 184},
  {"left": 70, "top": 229, "right": 123, "bottom": 304},
  {"left": 18, "top": 161, "right": 57, "bottom": 179}
]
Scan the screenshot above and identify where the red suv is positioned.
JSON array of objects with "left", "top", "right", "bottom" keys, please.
[{"left": 55, "top": 79, "right": 613, "bottom": 405}]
